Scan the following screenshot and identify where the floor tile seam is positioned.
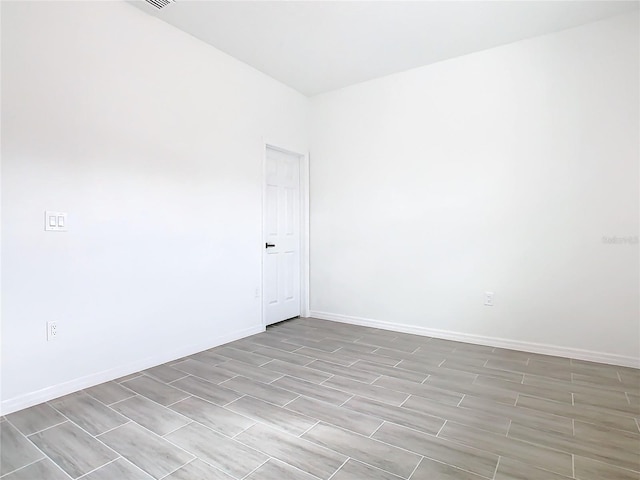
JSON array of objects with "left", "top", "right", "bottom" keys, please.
[
  {"left": 397, "top": 393, "right": 411, "bottom": 408},
  {"left": 505, "top": 419, "right": 512, "bottom": 438},
  {"left": 230, "top": 421, "right": 257, "bottom": 440},
  {"left": 287, "top": 342, "right": 312, "bottom": 353},
  {"left": 372, "top": 379, "right": 438, "bottom": 403},
  {"left": 544, "top": 393, "right": 640, "bottom": 418},
  {"left": 318, "top": 374, "right": 336, "bottom": 386},
  {"left": 515, "top": 397, "right": 640, "bottom": 431},
  {"left": 435, "top": 433, "right": 574, "bottom": 478},
  {"left": 296, "top": 420, "right": 321, "bottom": 439},
  {"left": 163, "top": 417, "right": 247, "bottom": 445},
  {"left": 266, "top": 374, "right": 287, "bottom": 384},
  {"left": 268, "top": 377, "right": 348, "bottom": 401},
  {"left": 329, "top": 347, "right": 361, "bottom": 367},
  {"left": 567, "top": 400, "right": 640, "bottom": 418},
  {"left": 527, "top": 377, "right": 635, "bottom": 397},
  {"left": 111, "top": 389, "right": 195, "bottom": 426},
  {"left": 303, "top": 420, "right": 439, "bottom": 469},
  {"left": 96, "top": 418, "right": 198, "bottom": 468},
  {"left": 305, "top": 361, "right": 378, "bottom": 382},
  {"left": 400, "top": 392, "right": 516, "bottom": 424},
  {"left": 285, "top": 397, "right": 390, "bottom": 436},
  {"left": 367, "top": 420, "right": 386, "bottom": 439},
  {"left": 31, "top": 402, "right": 111, "bottom": 444},
  {"left": 486, "top": 362, "right": 576, "bottom": 380},
  {"left": 491, "top": 456, "right": 501, "bottom": 480},
  {"left": 504, "top": 427, "right": 639, "bottom": 466},
  {"left": 338, "top": 393, "right": 356, "bottom": 407},
  {"left": 424, "top": 381, "right": 517, "bottom": 405},
  {"left": 382, "top": 426, "right": 498, "bottom": 480},
  {"left": 218, "top": 375, "right": 303, "bottom": 403},
  {"left": 470, "top": 379, "right": 574, "bottom": 405},
  {"left": 47, "top": 392, "right": 136, "bottom": 434},
  {"left": 318, "top": 392, "right": 406, "bottom": 412},
  {"left": 439, "top": 420, "right": 563, "bottom": 454},
  {"left": 155, "top": 457, "right": 198, "bottom": 480},
  {"left": 17, "top": 418, "right": 68, "bottom": 437},
  {"left": 32, "top": 399, "right": 128, "bottom": 444},
  {"left": 571, "top": 372, "right": 627, "bottom": 386},
  {"left": 215, "top": 345, "right": 273, "bottom": 364},
  {"left": 162, "top": 394, "right": 193, "bottom": 408},
  {"left": 325, "top": 457, "right": 350, "bottom": 480},
  {"left": 170, "top": 376, "right": 244, "bottom": 403},
  {"left": 376, "top": 419, "right": 504, "bottom": 477},
  {"left": 393, "top": 360, "right": 446, "bottom": 377},
  {"left": 160, "top": 420, "right": 195, "bottom": 438},
  {"left": 262, "top": 457, "right": 327, "bottom": 480},
  {"left": 331, "top": 452, "right": 417, "bottom": 480},
  {"left": 75, "top": 457, "right": 123, "bottom": 479},
  {"left": 405, "top": 455, "right": 424, "bottom": 480},
  {"left": 307, "top": 358, "right": 375, "bottom": 374},
  {"left": 262, "top": 363, "right": 333, "bottom": 384},
  {"left": 123, "top": 376, "right": 192, "bottom": 400},
  {"left": 573, "top": 457, "right": 640, "bottom": 476},
  {"left": 114, "top": 373, "right": 145, "bottom": 384},
  {"left": 280, "top": 394, "right": 302, "bottom": 408},
  {"left": 478, "top": 374, "right": 571, "bottom": 393},
  {"left": 412, "top": 455, "right": 495, "bottom": 480},
  {"left": 176, "top": 401, "right": 313, "bottom": 440},
  {"left": 227, "top": 418, "right": 373, "bottom": 479},
  {"left": 192, "top": 448, "right": 269, "bottom": 480},
  {"left": 0, "top": 457, "right": 53, "bottom": 479},
  {"left": 145, "top": 361, "right": 198, "bottom": 380},
  {"left": 83, "top": 384, "right": 137, "bottom": 407},
  {"left": 221, "top": 393, "right": 247, "bottom": 408},
  {"left": 95, "top": 419, "right": 135, "bottom": 437},
  {"left": 170, "top": 366, "right": 238, "bottom": 386},
  {"left": 15, "top": 405, "right": 123, "bottom": 479},
  {"left": 228, "top": 392, "right": 318, "bottom": 413},
  {"left": 434, "top": 418, "right": 448, "bottom": 438}
]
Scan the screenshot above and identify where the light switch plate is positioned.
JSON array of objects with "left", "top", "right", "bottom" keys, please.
[{"left": 45, "top": 211, "right": 67, "bottom": 231}]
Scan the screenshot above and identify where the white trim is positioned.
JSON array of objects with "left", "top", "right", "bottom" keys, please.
[
  {"left": 0, "top": 324, "right": 264, "bottom": 415},
  {"left": 310, "top": 310, "right": 640, "bottom": 368},
  {"left": 261, "top": 143, "right": 310, "bottom": 326},
  {"left": 301, "top": 150, "right": 311, "bottom": 318}
]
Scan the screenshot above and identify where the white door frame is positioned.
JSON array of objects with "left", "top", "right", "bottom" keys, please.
[{"left": 261, "top": 143, "right": 310, "bottom": 327}]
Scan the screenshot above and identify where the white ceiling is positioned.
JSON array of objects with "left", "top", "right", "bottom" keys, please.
[{"left": 132, "top": 1, "right": 639, "bottom": 96}]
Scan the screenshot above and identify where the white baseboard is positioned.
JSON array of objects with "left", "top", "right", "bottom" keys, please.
[
  {"left": 310, "top": 311, "right": 640, "bottom": 369},
  {"left": 1, "top": 324, "right": 265, "bottom": 415}
]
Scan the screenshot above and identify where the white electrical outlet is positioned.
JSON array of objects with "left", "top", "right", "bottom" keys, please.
[
  {"left": 47, "top": 321, "right": 58, "bottom": 340},
  {"left": 485, "top": 292, "right": 494, "bottom": 306}
]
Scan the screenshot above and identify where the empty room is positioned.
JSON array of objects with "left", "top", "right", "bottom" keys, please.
[{"left": 1, "top": 0, "right": 639, "bottom": 479}]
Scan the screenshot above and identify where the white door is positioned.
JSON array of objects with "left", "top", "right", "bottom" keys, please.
[{"left": 263, "top": 147, "right": 301, "bottom": 325}]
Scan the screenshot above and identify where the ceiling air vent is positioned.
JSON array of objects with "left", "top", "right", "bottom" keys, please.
[{"left": 143, "top": 0, "right": 174, "bottom": 10}]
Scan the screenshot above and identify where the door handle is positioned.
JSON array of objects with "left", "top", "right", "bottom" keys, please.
[{"left": 265, "top": 243, "right": 276, "bottom": 248}]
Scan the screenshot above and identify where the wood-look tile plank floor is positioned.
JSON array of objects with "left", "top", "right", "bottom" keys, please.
[{"left": 2, "top": 318, "right": 639, "bottom": 479}]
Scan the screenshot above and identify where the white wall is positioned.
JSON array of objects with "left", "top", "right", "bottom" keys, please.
[
  {"left": 1, "top": 1, "right": 308, "bottom": 413},
  {"left": 310, "top": 13, "right": 639, "bottom": 365}
]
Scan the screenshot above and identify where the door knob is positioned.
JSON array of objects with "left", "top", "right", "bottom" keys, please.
[{"left": 265, "top": 243, "right": 276, "bottom": 248}]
